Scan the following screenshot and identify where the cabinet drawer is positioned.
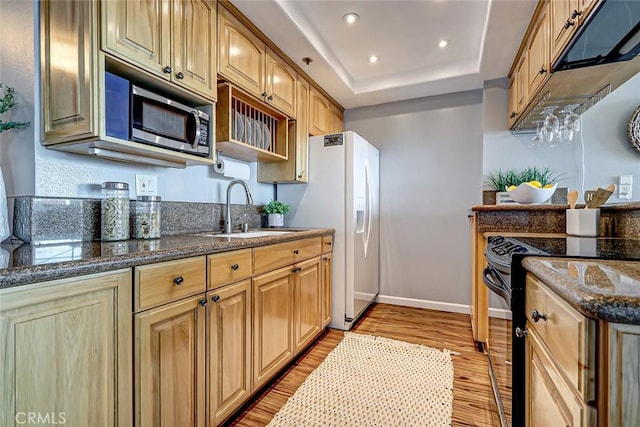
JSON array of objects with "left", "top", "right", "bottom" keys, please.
[
  {"left": 321, "top": 235, "right": 333, "bottom": 253},
  {"left": 207, "top": 249, "right": 253, "bottom": 289},
  {"left": 253, "top": 237, "right": 321, "bottom": 275},
  {"left": 135, "top": 256, "right": 206, "bottom": 311},
  {"left": 525, "top": 274, "right": 596, "bottom": 401}
]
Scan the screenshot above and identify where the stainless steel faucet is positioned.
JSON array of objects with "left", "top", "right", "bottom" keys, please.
[{"left": 224, "top": 179, "right": 254, "bottom": 234}]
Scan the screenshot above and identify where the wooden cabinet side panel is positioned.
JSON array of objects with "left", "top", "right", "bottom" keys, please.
[
  {"left": 0, "top": 270, "right": 132, "bottom": 427},
  {"left": 172, "top": 0, "right": 217, "bottom": 99},
  {"left": 321, "top": 252, "right": 333, "bottom": 328},
  {"left": 606, "top": 323, "right": 640, "bottom": 426},
  {"left": 41, "top": 0, "right": 99, "bottom": 143},
  {"left": 101, "top": 0, "right": 169, "bottom": 78},
  {"left": 135, "top": 295, "right": 206, "bottom": 427},
  {"left": 208, "top": 280, "right": 252, "bottom": 425},
  {"left": 252, "top": 268, "right": 294, "bottom": 390}
]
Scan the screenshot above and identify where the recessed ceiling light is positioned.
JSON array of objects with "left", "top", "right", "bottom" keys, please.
[
  {"left": 342, "top": 13, "right": 359, "bottom": 24},
  {"left": 438, "top": 39, "right": 449, "bottom": 49},
  {"left": 369, "top": 55, "right": 379, "bottom": 63}
]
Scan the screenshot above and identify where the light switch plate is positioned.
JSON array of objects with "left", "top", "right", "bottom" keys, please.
[{"left": 135, "top": 174, "right": 158, "bottom": 196}]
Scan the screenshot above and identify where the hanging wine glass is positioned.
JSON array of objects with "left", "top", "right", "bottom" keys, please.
[
  {"left": 529, "top": 121, "right": 543, "bottom": 148},
  {"left": 540, "top": 106, "right": 559, "bottom": 147},
  {"left": 562, "top": 104, "right": 581, "bottom": 143}
]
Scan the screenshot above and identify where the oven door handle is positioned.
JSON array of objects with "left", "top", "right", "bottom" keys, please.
[{"left": 482, "top": 265, "right": 511, "bottom": 307}]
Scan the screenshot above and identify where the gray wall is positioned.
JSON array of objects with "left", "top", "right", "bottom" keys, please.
[
  {"left": 0, "top": 1, "right": 274, "bottom": 232},
  {"left": 345, "top": 91, "right": 484, "bottom": 308}
]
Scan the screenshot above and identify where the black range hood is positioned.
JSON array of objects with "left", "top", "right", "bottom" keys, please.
[{"left": 554, "top": 0, "right": 640, "bottom": 71}]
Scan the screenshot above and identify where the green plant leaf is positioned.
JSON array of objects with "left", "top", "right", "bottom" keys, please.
[
  {"left": 0, "top": 83, "right": 30, "bottom": 133},
  {"left": 262, "top": 200, "right": 291, "bottom": 215}
]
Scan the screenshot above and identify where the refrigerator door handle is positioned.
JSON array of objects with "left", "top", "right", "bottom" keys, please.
[{"left": 362, "top": 161, "right": 372, "bottom": 257}]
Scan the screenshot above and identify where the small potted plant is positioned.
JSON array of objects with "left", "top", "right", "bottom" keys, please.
[{"left": 262, "top": 200, "right": 290, "bottom": 227}]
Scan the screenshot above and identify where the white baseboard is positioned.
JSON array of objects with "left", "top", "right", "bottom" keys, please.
[{"left": 376, "top": 294, "right": 513, "bottom": 320}]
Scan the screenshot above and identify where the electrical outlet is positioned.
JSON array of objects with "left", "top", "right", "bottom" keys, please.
[
  {"left": 619, "top": 184, "right": 632, "bottom": 199},
  {"left": 135, "top": 174, "right": 158, "bottom": 196}
]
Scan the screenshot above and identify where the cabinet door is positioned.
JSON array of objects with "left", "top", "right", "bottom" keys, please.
[
  {"left": 550, "top": 0, "right": 580, "bottom": 64},
  {"left": 252, "top": 266, "right": 294, "bottom": 390},
  {"left": 515, "top": 54, "right": 528, "bottom": 115},
  {"left": 266, "top": 48, "right": 297, "bottom": 118},
  {"left": 309, "top": 86, "right": 330, "bottom": 136},
  {"left": 508, "top": 76, "right": 519, "bottom": 128},
  {"left": 135, "top": 294, "right": 206, "bottom": 427},
  {"left": 604, "top": 323, "right": 640, "bottom": 426},
  {"left": 208, "top": 280, "right": 252, "bottom": 425},
  {"left": 321, "top": 252, "right": 333, "bottom": 328},
  {"left": 527, "top": 5, "right": 550, "bottom": 97},
  {"left": 294, "top": 257, "right": 322, "bottom": 354},
  {"left": 328, "top": 104, "right": 344, "bottom": 133},
  {"left": 526, "top": 330, "right": 593, "bottom": 427},
  {"left": 172, "top": 0, "right": 217, "bottom": 100},
  {"left": 101, "top": 0, "right": 171, "bottom": 79},
  {"left": 41, "top": 0, "right": 99, "bottom": 144},
  {"left": 0, "top": 270, "right": 132, "bottom": 427},
  {"left": 218, "top": 6, "right": 266, "bottom": 99}
]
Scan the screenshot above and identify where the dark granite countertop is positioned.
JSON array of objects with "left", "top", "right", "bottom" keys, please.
[
  {"left": 522, "top": 257, "right": 640, "bottom": 324},
  {"left": 0, "top": 228, "right": 334, "bottom": 289}
]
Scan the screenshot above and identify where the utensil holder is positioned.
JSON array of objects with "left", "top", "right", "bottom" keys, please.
[{"left": 566, "top": 208, "right": 600, "bottom": 237}]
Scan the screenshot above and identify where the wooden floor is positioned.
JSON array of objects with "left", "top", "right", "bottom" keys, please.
[{"left": 228, "top": 303, "right": 501, "bottom": 426}]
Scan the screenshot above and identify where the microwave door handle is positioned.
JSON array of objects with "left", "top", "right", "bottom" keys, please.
[{"left": 190, "top": 110, "right": 201, "bottom": 149}]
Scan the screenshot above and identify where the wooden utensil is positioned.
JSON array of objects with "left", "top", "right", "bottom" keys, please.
[
  {"left": 590, "top": 186, "right": 614, "bottom": 208},
  {"left": 567, "top": 190, "right": 578, "bottom": 209}
]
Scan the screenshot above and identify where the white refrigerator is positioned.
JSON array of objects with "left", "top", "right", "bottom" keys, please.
[{"left": 278, "top": 131, "right": 380, "bottom": 330}]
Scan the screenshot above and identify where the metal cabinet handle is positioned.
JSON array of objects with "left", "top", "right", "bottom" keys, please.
[
  {"left": 231, "top": 263, "right": 239, "bottom": 271},
  {"left": 509, "top": 111, "right": 517, "bottom": 119},
  {"left": 570, "top": 9, "right": 582, "bottom": 19},
  {"left": 176, "top": 71, "right": 184, "bottom": 79},
  {"left": 538, "top": 67, "right": 547, "bottom": 75},
  {"left": 323, "top": 256, "right": 328, "bottom": 261},
  {"left": 293, "top": 249, "right": 299, "bottom": 255},
  {"left": 297, "top": 174, "right": 303, "bottom": 179},
  {"left": 564, "top": 19, "right": 575, "bottom": 29},
  {"left": 326, "top": 241, "right": 332, "bottom": 246},
  {"left": 267, "top": 95, "right": 273, "bottom": 101},
  {"left": 515, "top": 327, "right": 528, "bottom": 338},
  {"left": 261, "top": 92, "right": 267, "bottom": 98},
  {"left": 174, "top": 276, "right": 184, "bottom": 285},
  {"left": 163, "top": 65, "right": 172, "bottom": 74},
  {"left": 292, "top": 266, "right": 302, "bottom": 273},
  {"left": 199, "top": 298, "right": 208, "bottom": 307},
  {"left": 531, "top": 309, "right": 547, "bottom": 322},
  {"left": 212, "top": 295, "right": 220, "bottom": 303}
]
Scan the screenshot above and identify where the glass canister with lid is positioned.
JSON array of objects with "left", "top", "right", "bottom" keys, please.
[
  {"left": 134, "top": 195, "right": 161, "bottom": 239},
  {"left": 101, "top": 182, "right": 130, "bottom": 241}
]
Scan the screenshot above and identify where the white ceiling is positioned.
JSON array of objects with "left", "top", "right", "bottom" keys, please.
[{"left": 230, "top": 0, "right": 537, "bottom": 109}]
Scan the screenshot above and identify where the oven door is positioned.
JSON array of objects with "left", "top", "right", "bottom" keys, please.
[{"left": 482, "top": 264, "right": 511, "bottom": 308}]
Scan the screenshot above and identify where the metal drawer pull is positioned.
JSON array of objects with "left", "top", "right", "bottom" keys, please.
[
  {"left": 173, "top": 276, "right": 184, "bottom": 285},
  {"left": 212, "top": 295, "right": 220, "bottom": 303},
  {"left": 326, "top": 241, "right": 332, "bottom": 246},
  {"left": 292, "top": 266, "right": 302, "bottom": 273},
  {"left": 323, "top": 256, "right": 328, "bottom": 261},
  {"left": 231, "top": 263, "right": 239, "bottom": 271},
  {"left": 199, "top": 298, "right": 208, "bottom": 307},
  {"left": 293, "top": 249, "right": 299, "bottom": 255},
  {"left": 531, "top": 309, "right": 547, "bottom": 322}
]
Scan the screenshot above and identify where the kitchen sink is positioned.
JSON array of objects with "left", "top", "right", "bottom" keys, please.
[{"left": 202, "top": 230, "right": 294, "bottom": 238}]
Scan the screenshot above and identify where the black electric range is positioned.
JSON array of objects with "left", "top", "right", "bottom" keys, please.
[{"left": 484, "top": 235, "right": 640, "bottom": 427}]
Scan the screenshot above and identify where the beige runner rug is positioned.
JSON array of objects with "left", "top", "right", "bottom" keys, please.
[{"left": 268, "top": 332, "right": 454, "bottom": 426}]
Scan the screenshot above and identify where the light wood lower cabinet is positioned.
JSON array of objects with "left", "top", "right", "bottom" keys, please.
[
  {"left": 252, "top": 266, "right": 295, "bottom": 390},
  {"left": 294, "top": 257, "right": 322, "bottom": 354},
  {"left": 321, "top": 252, "right": 333, "bottom": 328},
  {"left": 135, "top": 293, "right": 207, "bottom": 427},
  {"left": 208, "top": 280, "right": 252, "bottom": 425},
  {"left": 0, "top": 270, "right": 132, "bottom": 427}
]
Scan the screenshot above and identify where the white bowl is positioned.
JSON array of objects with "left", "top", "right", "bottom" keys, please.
[{"left": 506, "top": 183, "right": 557, "bottom": 204}]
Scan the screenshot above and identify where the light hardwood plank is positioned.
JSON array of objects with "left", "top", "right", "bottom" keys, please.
[{"left": 227, "top": 303, "right": 501, "bottom": 426}]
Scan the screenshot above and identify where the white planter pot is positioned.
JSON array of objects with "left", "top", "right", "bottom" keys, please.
[{"left": 267, "top": 213, "right": 284, "bottom": 227}]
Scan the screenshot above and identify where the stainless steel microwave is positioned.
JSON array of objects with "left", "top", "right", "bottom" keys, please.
[{"left": 105, "top": 72, "right": 210, "bottom": 157}]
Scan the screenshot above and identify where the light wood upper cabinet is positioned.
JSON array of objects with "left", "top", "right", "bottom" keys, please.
[
  {"left": 526, "top": 4, "right": 550, "bottom": 98},
  {"left": 309, "top": 86, "right": 330, "bottom": 136},
  {"left": 208, "top": 280, "right": 252, "bottom": 425},
  {"left": 135, "top": 293, "right": 206, "bottom": 427},
  {"left": 0, "top": 270, "right": 132, "bottom": 427},
  {"left": 508, "top": 53, "right": 528, "bottom": 128},
  {"left": 41, "top": 0, "right": 98, "bottom": 144},
  {"left": 252, "top": 266, "right": 295, "bottom": 390},
  {"left": 266, "top": 48, "right": 297, "bottom": 117},
  {"left": 102, "top": 0, "right": 217, "bottom": 100},
  {"left": 293, "top": 257, "right": 322, "bottom": 354},
  {"left": 329, "top": 104, "right": 344, "bottom": 134},
  {"left": 218, "top": 6, "right": 266, "bottom": 100},
  {"left": 257, "top": 76, "right": 310, "bottom": 183}
]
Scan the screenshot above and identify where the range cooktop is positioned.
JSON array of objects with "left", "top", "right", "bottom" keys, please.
[{"left": 513, "top": 236, "right": 640, "bottom": 261}]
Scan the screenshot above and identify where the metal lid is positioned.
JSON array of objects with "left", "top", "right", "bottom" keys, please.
[
  {"left": 102, "top": 182, "right": 129, "bottom": 190},
  {"left": 136, "top": 195, "right": 161, "bottom": 202}
]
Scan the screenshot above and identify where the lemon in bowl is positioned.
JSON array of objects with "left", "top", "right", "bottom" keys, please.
[{"left": 506, "top": 182, "right": 557, "bottom": 204}]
